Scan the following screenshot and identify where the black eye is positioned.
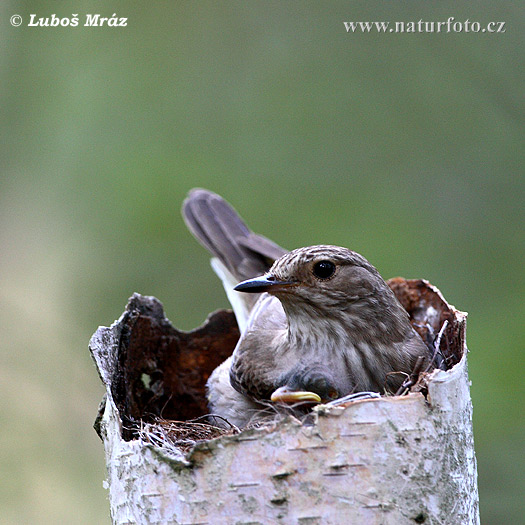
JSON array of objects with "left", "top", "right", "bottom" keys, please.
[{"left": 312, "top": 260, "right": 336, "bottom": 280}]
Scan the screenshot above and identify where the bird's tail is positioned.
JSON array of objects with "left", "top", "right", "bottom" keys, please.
[
  {"left": 182, "top": 188, "right": 286, "bottom": 282},
  {"left": 182, "top": 189, "right": 287, "bottom": 330}
]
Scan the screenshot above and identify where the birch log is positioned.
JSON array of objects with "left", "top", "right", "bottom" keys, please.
[{"left": 90, "top": 280, "right": 479, "bottom": 525}]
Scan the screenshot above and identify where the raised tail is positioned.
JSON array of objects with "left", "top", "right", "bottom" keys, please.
[
  {"left": 182, "top": 189, "right": 287, "bottom": 330},
  {"left": 182, "top": 188, "right": 286, "bottom": 282}
]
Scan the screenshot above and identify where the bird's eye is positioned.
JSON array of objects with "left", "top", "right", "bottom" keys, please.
[{"left": 312, "top": 260, "right": 336, "bottom": 280}]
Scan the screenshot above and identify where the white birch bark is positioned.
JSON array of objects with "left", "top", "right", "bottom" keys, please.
[{"left": 90, "top": 287, "right": 479, "bottom": 525}]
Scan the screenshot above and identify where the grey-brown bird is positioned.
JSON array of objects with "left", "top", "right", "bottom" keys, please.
[{"left": 182, "top": 189, "right": 433, "bottom": 428}]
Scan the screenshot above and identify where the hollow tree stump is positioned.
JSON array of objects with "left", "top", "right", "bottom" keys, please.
[{"left": 90, "top": 279, "right": 479, "bottom": 524}]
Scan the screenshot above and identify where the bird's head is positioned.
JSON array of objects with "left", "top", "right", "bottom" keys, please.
[
  {"left": 234, "top": 245, "right": 386, "bottom": 312},
  {"left": 234, "top": 245, "right": 411, "bottom": 349}
]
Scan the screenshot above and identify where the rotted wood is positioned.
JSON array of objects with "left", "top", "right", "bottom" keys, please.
[{"left": 90, "top": 280, "right": 479, "bottom": 524}]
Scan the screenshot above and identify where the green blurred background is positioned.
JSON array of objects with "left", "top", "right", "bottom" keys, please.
[{"left": 1, "top": 1, "right": 523, "bottom": 523}]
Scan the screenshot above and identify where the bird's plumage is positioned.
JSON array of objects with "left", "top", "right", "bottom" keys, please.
[
  {"left": 229, "top": 246, "right": 428, "bottom": 402},
  {"left": 183, "top": 188, "right": 285, "bottom": 330},
  {"left": 182, "top": 188, "right": 285, "bottom": 282},
  {"left": 182, "top": 189, "right": 433, "bottom": 428}
]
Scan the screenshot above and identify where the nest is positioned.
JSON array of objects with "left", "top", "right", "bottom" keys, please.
[
  {"left": 138, "top": 418, "right": 238, "bottom": 456},
  {"left": 92, "top": 278, "right": 466, "bottom": 452}
]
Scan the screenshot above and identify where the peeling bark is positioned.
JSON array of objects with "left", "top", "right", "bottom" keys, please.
[{"left": 90, "top": 281, "right": 479, "bottom": 524}]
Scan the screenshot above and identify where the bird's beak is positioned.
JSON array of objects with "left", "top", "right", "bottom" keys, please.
[
  {"left": 234, "top": 275, "right": 296, "bottom": 294},
  {"left": 270, "top": 386, "right": 322, "bottom": 404}
]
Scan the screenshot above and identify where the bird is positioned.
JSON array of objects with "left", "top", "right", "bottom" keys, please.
[{"left": 182, "top": 189, "right": 433, "bottom": 428}]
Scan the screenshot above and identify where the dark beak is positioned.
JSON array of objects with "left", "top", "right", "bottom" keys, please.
[{"left": 234, "top": 275, "right": 296, "bottom": 294}]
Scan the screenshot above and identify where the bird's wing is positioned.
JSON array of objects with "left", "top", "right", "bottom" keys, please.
[
  {"left": 228, "top": 294, "right": 292, "bottom": 400},
  {"left": 206, "top": 357, "right": 269, "bottom": 428}
]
